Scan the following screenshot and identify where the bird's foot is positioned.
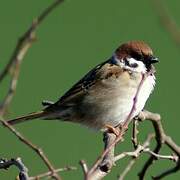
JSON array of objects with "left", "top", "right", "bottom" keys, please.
[{"left": 104, "top": 124, "right": 120, "bottom": 136}]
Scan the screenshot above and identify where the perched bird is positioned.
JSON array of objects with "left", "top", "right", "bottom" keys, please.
[{"left": 7, "top": 41, "right": 158, "bottom": 133}]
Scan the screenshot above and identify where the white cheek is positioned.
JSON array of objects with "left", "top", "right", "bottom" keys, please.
[
  {"left": 126, "top": 58, "right": 147, "bottom": 73},
  {"left": 113, "top": 55, "right": 147, "bottom": 73}
]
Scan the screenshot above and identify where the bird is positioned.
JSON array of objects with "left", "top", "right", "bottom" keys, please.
[{"left": 7, "top": 40, "right": 158, "bottom": 134}]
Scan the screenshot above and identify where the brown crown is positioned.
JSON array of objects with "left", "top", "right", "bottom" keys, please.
[{"left": 115, "top": 41, "right": 153, "bottom": 59}]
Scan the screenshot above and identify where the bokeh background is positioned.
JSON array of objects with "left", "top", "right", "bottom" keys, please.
[{"left": 0, "top": 0, "right": 180, "bottom": 179}]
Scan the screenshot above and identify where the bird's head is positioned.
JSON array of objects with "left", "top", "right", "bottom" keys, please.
[{"left": 112, "top": 41, "right": 159, "bottom": 73}]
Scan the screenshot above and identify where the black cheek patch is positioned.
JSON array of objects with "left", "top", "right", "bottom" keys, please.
[{"left": 130, "top": 63, "right": 138, "bottom": 68}]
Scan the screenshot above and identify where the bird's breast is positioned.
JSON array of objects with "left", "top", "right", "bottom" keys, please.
[
  {"left": 105, "top": 73, "right": 155, "bottom": 127},
  {"left": 79, "top": 72, "right": 155, "bottom": 129}
]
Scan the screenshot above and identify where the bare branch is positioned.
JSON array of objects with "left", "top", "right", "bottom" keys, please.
[
  {"left": 100, "top": 133, "right": 116, "bottom": 172},
  {"left": 29, "top": 166, "right": 77, "bottom": 180},
  {"left": 0, "top": 157, "right": 29, "bottom": 180},
  {"left": 115, "top": 133, "right": 154, "bottom": 162},
  {"left": 84, "top": 132, "right": 116, "bottom": 180},
  {"left": 144, "top": 148, "right": 178, "bottom": 162},
  {"left": 165, "top": 136, "right": 180, "bottom": 155},
  {"left": 152, "top": 160, "right": 180, "bottom": 180},
  {"left": 81, "top": 109, "right": 180, "bottom": 179},
  {"left": 117, "top": 134, "right": 154, "bottom": 180},
  {"left": 79, "top": 160, "right": 88, "bottom": 177},
  {"left": 138, "top": 110, "right": 180, "bottom": 179},
  {"left": 0, "top": 119, "right": 61, "bottom": 180},
  {"left": 0, "top": 0, "right": 64, "bottom": 116},
  {"left": 118, "top": 159, "right": 136, "bottom": 180}
]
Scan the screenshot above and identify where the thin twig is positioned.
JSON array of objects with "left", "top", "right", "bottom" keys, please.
[
  {"left": 0, "top": 0, "right": 64, "bottom": 116},
  {"left": 115, "top": 134, "right": 155, "bottom": 162},
  {"left": 138, "top": 110, "right": 163, "bottom": 179},
  {"left": 165, "top": 136, "right": 180, "bottom": 155},
  {"left": 79, "top": 160, "right": 88, "bottom": 177},
  {"left": 0, "top": 157, "right": 29, "bottom": 180},
  {"left": 118, "top": 159, "right": 136, "bottom": 180},
  {"left": 144, "top": 148, "right": 178, "bottom": 162},
  {"left": 117, "top": 134, "right": 154, "bottom": 180},
  {"left": 81, "top": 109, "right": 180, "bottom": 179},
  {"left": 138, "top": 110, "right": 180, "bottom": 179},
  {"left": 152, "top": 159, "right": 180, "bottom": 180},
  {"left": 0, "top": 119, "right": 61, "bottom": 180},
  {"left": 29, "top": 166, "right": 77, "bottom": 180}
]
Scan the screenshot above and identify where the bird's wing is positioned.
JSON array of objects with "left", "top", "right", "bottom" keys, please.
[
  {"left": 44, "top": 59, "right": 124, "bottom": 110},
  {"left": 44, "top": 61, "right": 107, "bottom": 110},
  {"left": 58, "top": 62, "right": 105, "bottom": 104}
]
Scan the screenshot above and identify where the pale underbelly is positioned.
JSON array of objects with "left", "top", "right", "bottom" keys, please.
[
  {"left": 76, "top": 75, "right": 154, "bottom": 129},
  {"left": 76, "top": 90, "right": 141, "bottom": 129}
]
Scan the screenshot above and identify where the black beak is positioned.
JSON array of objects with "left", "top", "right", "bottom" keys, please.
[{"left": 150, "top": 56, "right": 159, "bottom": 64}]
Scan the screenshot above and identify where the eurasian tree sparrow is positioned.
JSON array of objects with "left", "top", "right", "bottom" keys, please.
[{"left": 7, "top": 41, "right": 158, "bottom": 133}]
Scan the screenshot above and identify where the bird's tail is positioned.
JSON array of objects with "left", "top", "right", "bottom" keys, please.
[{"left": 7, "top": 111, "right": 47, "bottom": 125}]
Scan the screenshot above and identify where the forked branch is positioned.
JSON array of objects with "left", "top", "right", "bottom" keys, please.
[{"left": 81, "top": 110, "right": 180, "bottom": 180}]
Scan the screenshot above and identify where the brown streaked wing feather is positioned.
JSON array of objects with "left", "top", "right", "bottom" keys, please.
[
  {"left": 44, "top": 60, "right": 125, "bottom": 112},
  {"left": 54, "top": 61, "right": 108, "bottom": 105}
]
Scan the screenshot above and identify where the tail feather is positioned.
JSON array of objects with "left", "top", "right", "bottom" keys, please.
[{"left": 7, "top": 111, "right": 46, "bottom": 125}]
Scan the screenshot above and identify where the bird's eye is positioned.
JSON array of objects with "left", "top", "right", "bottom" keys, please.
[{"left": 131, "top": 52, "right": 143, "bottom": 61}]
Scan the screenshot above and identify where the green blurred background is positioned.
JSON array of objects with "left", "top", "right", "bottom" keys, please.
[{"left": 0, "top": 0, "right": 180, "bottom": 179}]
